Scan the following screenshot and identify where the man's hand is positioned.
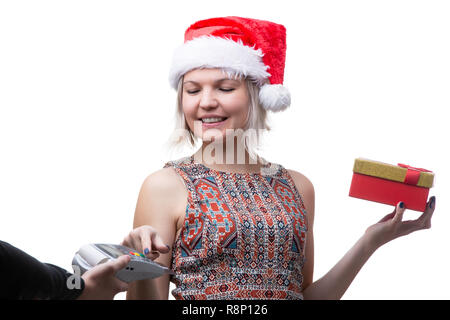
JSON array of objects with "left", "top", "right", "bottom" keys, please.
[{"left": 77, "top": 255, "right": 131, "bottom": 300}]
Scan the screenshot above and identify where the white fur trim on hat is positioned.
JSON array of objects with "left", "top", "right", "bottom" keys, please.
[
  {"left": 259, "top": 84, "right": 291, "bottom": 112},
  {"left": 169, "top": 36, "right": 270, "bottom": 89}
]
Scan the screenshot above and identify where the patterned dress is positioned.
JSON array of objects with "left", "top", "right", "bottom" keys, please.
[{"left": 163, "top": 155, "right": 308, "bottom": 300}]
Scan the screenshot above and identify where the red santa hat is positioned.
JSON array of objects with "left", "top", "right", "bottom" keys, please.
[{"left": 169, "top": 16, "right": 290, "bottom": 112}]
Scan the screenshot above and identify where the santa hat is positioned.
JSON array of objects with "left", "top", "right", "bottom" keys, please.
[{"left": 169, "top": 16, "right": 290, "bottom": 112}]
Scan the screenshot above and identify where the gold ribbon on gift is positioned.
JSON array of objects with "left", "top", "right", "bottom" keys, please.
[{"left": 353, "top": 158, "right": 434, "bottom": 188}]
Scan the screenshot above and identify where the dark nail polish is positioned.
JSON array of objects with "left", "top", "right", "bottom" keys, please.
[
  {"left": 144, "top": 248, "right": 149, "bottom": 255},
  {"left": 429, "top": 197, "right": 435, "bottom": 208},
  {"left": 166, "top": 244, "right": 171, "bottom": 250},
  {"left": 399, "top": 202, "right": 404, "bottom": 208}
]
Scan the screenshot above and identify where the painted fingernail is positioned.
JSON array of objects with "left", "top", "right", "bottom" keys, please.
[
  {"left": 166, "top": 244, "right": 171, "bottom": 250},
  {"left": 144, "top": 248, "right": 150, "bottom": 255},
  {"left": 429, "top": 196, "right": 435, "bottom": 208},
  {"left": 399, "top": 202, "right": 404, "bottom": 208}
]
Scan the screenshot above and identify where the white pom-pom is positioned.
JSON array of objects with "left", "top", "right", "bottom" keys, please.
[{"left": 259, "top": 84, "right": 291, "bottom": 112}]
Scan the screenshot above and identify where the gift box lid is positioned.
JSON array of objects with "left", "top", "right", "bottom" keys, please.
[{"left": 353, "top": 158, "right": 434, "bottom": 188}]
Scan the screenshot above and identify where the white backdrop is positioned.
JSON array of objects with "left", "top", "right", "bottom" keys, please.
[{"left": 0, "top": 0, "right": 448, "bottom": 300}]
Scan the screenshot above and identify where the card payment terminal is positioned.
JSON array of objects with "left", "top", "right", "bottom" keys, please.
[{"left": 72, "top": 243, "right": 174, "bottom": 283}]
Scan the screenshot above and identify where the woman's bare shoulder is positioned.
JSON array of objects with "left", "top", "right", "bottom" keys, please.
[
  {"left": 286, "top": 169, "right": 314, "bottom": 194},
  {"left": 140, "top": 167, "right": 188, "bottom": 203},
  {"left": 137, "top": 167, "right": 188, "bottom": 220},
  {"left": 141, "top": 167, "right": 187, "bottom": 192}
]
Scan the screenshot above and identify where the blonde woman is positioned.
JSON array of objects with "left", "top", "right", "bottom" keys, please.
[{"left": 122, "top": 16, "right": 435, "bottom": 300}]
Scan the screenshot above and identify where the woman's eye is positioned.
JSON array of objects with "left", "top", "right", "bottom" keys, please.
[
  {"left": 186, "top": 90, "right": 200, "bottom": 94},
  {"left": 220, "top": 88, "right": 235, "bottom": 92}
]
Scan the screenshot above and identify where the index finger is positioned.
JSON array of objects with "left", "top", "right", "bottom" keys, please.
[{"left": 140, "top": 228, "right": 153, "bottom": 257}]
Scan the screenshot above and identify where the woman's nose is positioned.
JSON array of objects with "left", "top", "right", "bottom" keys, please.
[{"left": 199, "top": 89, "right": 218, "bottom": 108}]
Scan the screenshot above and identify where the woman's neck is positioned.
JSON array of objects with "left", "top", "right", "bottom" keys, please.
[{"left": 192, "top": 139, "right": 266, "bottom": 173}]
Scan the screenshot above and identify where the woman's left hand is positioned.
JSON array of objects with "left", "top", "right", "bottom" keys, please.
[{"left": 365, "top": 196, "right": 436, "bottom": 250}]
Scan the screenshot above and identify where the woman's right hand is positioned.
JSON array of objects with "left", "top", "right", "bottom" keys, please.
[{"left": 121, "top": 225, "right": 171, "bottom": 260}]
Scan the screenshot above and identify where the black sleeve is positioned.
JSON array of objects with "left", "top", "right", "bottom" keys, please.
[{"left": 0, "top": 240, "right": 85, "bottom": 300}]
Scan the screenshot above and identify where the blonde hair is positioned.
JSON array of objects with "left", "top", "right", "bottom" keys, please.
[{"left": 164, "top": 69, "right": 271, "bottom": 161}]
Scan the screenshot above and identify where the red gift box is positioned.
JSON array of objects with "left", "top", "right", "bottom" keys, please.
[{"left": 349, "top": 158, "right": 434, "bottom": 212}]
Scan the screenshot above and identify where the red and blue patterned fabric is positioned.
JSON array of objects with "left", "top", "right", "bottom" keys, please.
[{"left": 163, "top": 155, "right": 308, "bottom": 300}]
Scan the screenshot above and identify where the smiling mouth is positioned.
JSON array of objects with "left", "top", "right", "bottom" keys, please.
[{"left": 200, "top": 117, "right": 228, "bottom": 123}]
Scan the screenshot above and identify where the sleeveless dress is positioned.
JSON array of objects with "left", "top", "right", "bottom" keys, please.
[{"left": 163, "top": 155, "right": 308, "bottom": 300}]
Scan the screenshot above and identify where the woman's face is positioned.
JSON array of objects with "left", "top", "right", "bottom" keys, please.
[{"left": 182, "top": 68, "right": 249, "bottom": 140}]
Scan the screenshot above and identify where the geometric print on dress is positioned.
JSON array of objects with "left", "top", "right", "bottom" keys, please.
[
  {"left": 267, "top": 176, "right": 308, "bottom": 254},
  {"left": 176, "top": 173, "right": 238, "bottom": 258},
  {"left": 162, "top": 155, "right": 308, "bottom": 300},
  {"left": 195, "top": 176, "right": 237, "bottom": 253},
  {"left": 180, "top": 198, "right": 203, "bottom": 257}
]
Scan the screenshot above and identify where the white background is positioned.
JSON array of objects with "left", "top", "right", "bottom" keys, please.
[{"left": 0, "top": 0, "right": 448, "bottom": 300}]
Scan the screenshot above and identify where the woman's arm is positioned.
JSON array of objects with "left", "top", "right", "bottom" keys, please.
[
  {"left": 124, "top": 168, "right": 186, "bottom": 300},
  {"left": 288, "top": 169, "right": 435, "bottom": 300},
  {"left": 287, "top": 169, "right": 315, "bottom": 293},
  {"left": 301, "top": 230, "right": 375, "bottom": 300},
  {"left": 303, "top": 199, "right": 435, "bottom": 300}
]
